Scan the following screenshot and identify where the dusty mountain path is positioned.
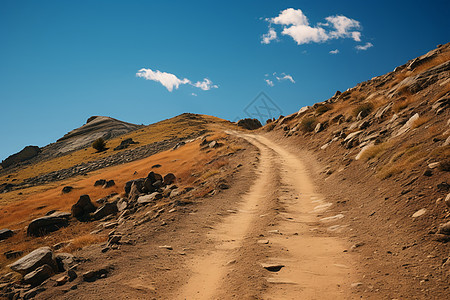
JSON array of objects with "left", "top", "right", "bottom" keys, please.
[{"left": 174, "top": 132, "right": 356, "bottom": 299}]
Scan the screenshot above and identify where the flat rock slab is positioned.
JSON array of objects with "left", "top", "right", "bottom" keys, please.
[
  {"left": 9, "top": 247, "right": 57, "bottom": 275},
  {"left": 257, "top": 239, "right": 269, "bottom": 244},
  {"left": 412, "top": 208, "right": 427, "bottom": 218}
]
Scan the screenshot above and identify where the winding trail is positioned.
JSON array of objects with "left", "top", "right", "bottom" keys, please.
[{"left": 176, "top": 132, "right": 355, "bottom": 299}]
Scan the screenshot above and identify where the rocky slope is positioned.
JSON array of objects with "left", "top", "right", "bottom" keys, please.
[{"left": 263, "top": 42, "right": 450, "bottom": 297}]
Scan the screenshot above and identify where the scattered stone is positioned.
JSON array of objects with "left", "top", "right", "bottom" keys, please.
[
  {"left": 62, "top": 186, "right": 73, "bottom": 193},
  {"left": 93, "top": 202, "right": 118, "bottom": 220},
  {"left": 445, "top": 193, "right": 450, "bottom": 208},
  {"left": 116, "top": 199, "right": 128, "bottom": 211},
  {"left": 71, "top": 195, "right": 96, "bottom": 221},
  {"left": 209, "top": 141, "right": 218, "bottom": 148},
  {"left": 159, "top": 245, "right": 173, "bottom": 250},
  {"left": 4, "top": 250, "right": 23, "bottom": 260},
  {"left": 437, "top": 221, "right": 450, "bottom": 235},
  {"left": 163, "top": 173, "right": 176, "bottom": 186},
  {"left": 108, "top": 235, "right": 122, "bottom": 245},
  {"left": 351, "top": 282, "right": 363, "bottom": 288},
  {"left": 0, "top": 229, "right": 14, "bottom": 241},
  {"left": 428, "top": 162, "right": 441, "bottom": 169},
  {"left": 55, "top": 253, "right": 74, "bottom": 272},
  {"left": 314, "top": 123, "right": 324, "bottom": 133},
  {"left": 68, "top": 269, "right": 77, "bottom": 282},
  {"left": 137, "top": 192, "right": 163, "bottom": 205},
  {"left": 258, "top": 240, "right": 269, "bottom": 244},
  {"left": 437, "top": 182, "right": 450, "bottom": 192},
  {"left": 103, "top": 180, "right": 115, "bottom": 188},
  {"left": 152, "top": 164, "right": 162, "bottom": 168},
  {"left": 94, "top": 179, "right": 106, "bottom": 187},
  {"left": 173, "top": 141, "right": 185, "bottom": 150},
  {"left": 261, "top": 263, "right": 285, "bottom": 272},
  {"left": 217, "top": 182, "right": 229, "bottom": 190},
  {"left": 23, "top": 264, "right": 54, "bottom": 287},
  {"left": 9, "top": 247, "right": 57, "bottom": 275},
  {"left": 350, "top": 242, "right": 365, "bottom": 251},
  {"left": 55, "top": 275, "right": 68, "bottom": 286},
  {"left": 412, "top": 208, "right": 427, "bottom": 218},
  {"left": 423, "top": 169, "right": 433, "bottom": 176},
  {"left": 27, "top": 215, "right": 69, "bottom": 236},
  {"left": 82, "top": 270, "right": 97, "bottom": 282}
]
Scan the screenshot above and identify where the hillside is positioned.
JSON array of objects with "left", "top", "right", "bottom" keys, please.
[{"left": 0, "top": 44, "right": 449, "bottom": 300}]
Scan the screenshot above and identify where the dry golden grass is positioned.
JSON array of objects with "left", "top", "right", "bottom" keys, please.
[
  {"left": 411, "top": 51, "right": 450, "bottom": 75},
  {"left": 0, "top": 114, "right": 231, "bottom": 185},
  {"left": 60, "top": 234, "right": 106, "bottom": 253},
  {"left": 377, "top": 143, "right": 425, "bottom": 179},
  {"left": 411, "top": 116, "right": 431, "bottom": 129},
  {"left": 392, "top": 95, "right": 416, "bottom": 113},
  {"left": 0, "top": 127, "right": 239, "bottom": 275},
  {"left": 359, "top": 142, "right": 391, "bottom": 161}
]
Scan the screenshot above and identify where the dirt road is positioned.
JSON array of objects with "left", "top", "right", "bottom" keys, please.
[{"left": 176, "top": 132, "right": 355, "bottom": 299}]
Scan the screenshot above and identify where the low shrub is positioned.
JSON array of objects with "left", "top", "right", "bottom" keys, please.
[
  {"left": 300, "top": 117, "right": 317, "bottom": 132},
  {"left": 92, "top": 138, "right": 106, "bottom": 152}
]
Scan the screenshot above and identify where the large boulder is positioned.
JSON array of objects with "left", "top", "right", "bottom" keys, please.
[
  {"left": 9, "top": 247, "right": 57, "bottom": 275},
  {"left": 237, "top": 118, "right": 262, "bottom": 130},
  {"left": 0, "top": 229, "right": 14, "bottom": 241},
  {"left": 27, "top": 215, "right": 69, "bottom": 237},
  {"left": 93, "top": 202, "right": 118, "bottom": 220},
  {"left": 113, "top": 138, "right": 138, "bottom": 151},
  {"left": 147, "top": 171, "right": 163, "bottom": 183},
  {"left": 23, "top": 264, "right": 54, "bottom": 287},
  {"left": 71, "top": 195, "right": 96, "bottom": 221}
]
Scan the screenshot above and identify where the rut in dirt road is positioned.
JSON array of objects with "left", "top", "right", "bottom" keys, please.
[{"left": 176, "top": 132, "right": 355, "bottom": 299}]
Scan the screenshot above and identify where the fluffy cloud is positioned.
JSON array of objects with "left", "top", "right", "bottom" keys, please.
[
  {"left": 329, "top": 49, "right": 339, "bottom": 54},
  {"left": 261, "top": 27, "right": 277, "bottom": 44},
  {"left": 192, "top": 78, "right": 218, "bottom": 91},
  {"left": 136, "top": 68, "right": 218, "bottom": 92},
  {"left": 356, "top": 42, "right": 373, "bottom": 51},
  {"left": 262, "top": 8, "right": 370, "bottom": 48}
]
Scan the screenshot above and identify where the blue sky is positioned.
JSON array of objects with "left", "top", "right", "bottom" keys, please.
[{"left": 0, "top": 0, "right": 448, "bottom": 161}]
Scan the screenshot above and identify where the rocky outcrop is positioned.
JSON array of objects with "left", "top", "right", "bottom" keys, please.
[
  {"left": 1, "top": 146, "right": 41, "bottom": 169},
  {"left": 56, "top": 116, "right": 142, "bottom": 154},
  {"left": 237, "top": 118, "right": 262, "bottom": 130}
]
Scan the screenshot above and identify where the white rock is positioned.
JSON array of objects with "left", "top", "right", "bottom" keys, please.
[{"left": 412, "top": 208, "right": 427, "bottom": 218}]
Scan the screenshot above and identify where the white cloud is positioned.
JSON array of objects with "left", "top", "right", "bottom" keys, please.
[
  {"left": 191, "top": 93, "right": 197, "bottom": 96},
  {"left": 261, "top": 27, "right": 277, "bottom": 44},
  {"left": 265, "top": 79, "right": 274, "bottom": 87},
  {"left": 325, "top": 15, "right": 361, "bottom": 41},
  {"left": 329, "top": 49, "right": 339, "bottom": 54},
  {"left": 193, "top": 78, "right": 218, "bottom": 90},
  {"left": 355, "top": 42, "right": 373, "bottom": 51},
  {"left": 276, "top": 73, "right": 295, "bottom": 83},
  {"left": 136, "top": 68, "right": 218, "bottom": 92},
  {"left": 136, "top": 68, "right": 190, "bottom": 92},
  {"left": 262, "top": 8, "right": 368, "bottom": 47},
  {"left": 265, "top": 72, "right": 295, "bottom": 86}
]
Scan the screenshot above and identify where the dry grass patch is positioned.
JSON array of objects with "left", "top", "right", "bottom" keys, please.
[
  {"left": 359, "top": 142, "right": 391, "bottom": 161},
  {"left": 60, "top": 234, "right": 106, "bottom": 253},
  {"left": 392, "top": 96, "right": 416, "bottom": 113},
  {"left": 411, "top": 116, "right": 431, "bottom": 129}
]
